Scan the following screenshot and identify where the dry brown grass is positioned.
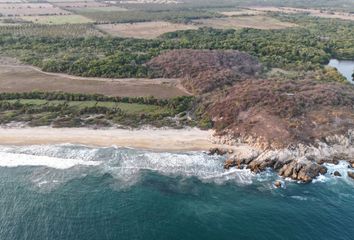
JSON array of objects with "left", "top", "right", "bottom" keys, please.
[
  {"left": 220, "top": 9, "right": 263, "bottom": 16},
  {"left": 53, "top": 1, "right": 108, "bottom": 8},
  {"left": 95, "top": 21, "right": 198, "bottom": 39},
  {"left": 193, "top": 16, "right": 296, "bottom": 30},
  {"left": 0, "top": 3, "right": 70, "bottom": 17},
  {"left": 0, "top": 60, "right": 189, "bottom": 99},
  {"left": 248, "top": 6, "right": 354, "bottom": 21}
]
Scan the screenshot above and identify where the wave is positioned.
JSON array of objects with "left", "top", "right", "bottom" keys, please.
[
  {"left": 0, "top": 145, "right": 256, "bottom": 187},
  {"left": 312, "top": 161, "right": 353, "bottom": 185},
  {"left": 0, "top": 151, "right": 101, "bottom": 169},
  {"left": 1, "top": 144, "right": 352, "bottom": 190}
]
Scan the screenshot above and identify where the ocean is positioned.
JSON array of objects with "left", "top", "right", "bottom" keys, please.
[{"left": 0, "top": 144, "right": 353, "bottom": 240}]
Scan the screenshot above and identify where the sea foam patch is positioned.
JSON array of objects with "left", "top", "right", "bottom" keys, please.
[{"left": 0, "top": 151, "right": 101, "bottom": 169}]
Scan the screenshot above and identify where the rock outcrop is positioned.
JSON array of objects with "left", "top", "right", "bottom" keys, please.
[{"left": 219, "top": 130, "right": 354, "bottom": 182}]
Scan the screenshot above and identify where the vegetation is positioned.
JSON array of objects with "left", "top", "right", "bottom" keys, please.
[
  {"left": 0, "top": 92, "right": 195, "bottom": 128},
  {"left": 80, "top": 10, "right": 222, "bottom": 24},
  {"left": 0, "top": 24, "right": 103, "bottom": 38},
  {"left": 0, "top": 14, "right": 353, "bottom": 78}
]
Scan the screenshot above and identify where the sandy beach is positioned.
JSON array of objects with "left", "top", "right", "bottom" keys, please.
[{"left": 0, "top": 127, "right": 226, "bottom": 151}]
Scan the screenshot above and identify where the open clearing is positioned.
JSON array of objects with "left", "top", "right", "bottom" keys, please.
[
  {"left": 22, "top": 15, "right": 94, "bottom": 24},
  {"left": 0, "top": 60, "right": 189, "bottom": 98},
  {"left": 0, "top": 3, "right": 70, "bottom": 16},
  {"left": 248, "top": 6, "right": 354, "bottom": 21},
  {"left": 220, "top": 9, "right": 263, "bottom": 16},
  {"left": 193, "top": 16, "right": 296, "bottom": 30},
  {"left": 53, "top": 1, "right": 108, "bottom": 8},
  {"left": 96, "top": 21, "right": 198, "bottom": 39},
  {"left": 72, "top": 6, "right": 128, "bottom": 13}
]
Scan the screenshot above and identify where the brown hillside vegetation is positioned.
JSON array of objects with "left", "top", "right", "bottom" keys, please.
[
  {"left": 207, "top": 79, "right": 354, "bottom": 149},
  {"left": 147, "top": 49, "right": 262, "bottom": 94}
]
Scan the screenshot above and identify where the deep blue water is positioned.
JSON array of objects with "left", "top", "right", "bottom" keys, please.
[{"left": 0, "top": 144, "right": 353, "bottom": 240}]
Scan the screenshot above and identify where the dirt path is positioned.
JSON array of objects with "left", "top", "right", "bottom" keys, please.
[{"left": 0, "top": 59, "right": 191, "bottom": 98}]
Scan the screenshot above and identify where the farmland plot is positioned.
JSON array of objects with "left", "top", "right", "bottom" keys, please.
[
  {"left": 193, "top": 16, "right": 297, "bottom": 30},
  {"left": 0, "top": 3, "right": 70, "bottom": 16},
  {"left": 22, "top": 14, "right": 94, "bottom": 24},
  {"left": 96, "top": 21, "right": 198, "bottom": 39}
]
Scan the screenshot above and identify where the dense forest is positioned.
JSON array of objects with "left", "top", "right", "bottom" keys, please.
[{"left": 1, "top": 14, "right": 353, "bottom": 79}]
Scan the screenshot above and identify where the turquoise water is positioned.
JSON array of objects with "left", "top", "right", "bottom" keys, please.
[
  {"left": 0, "top": 144, "right": 353, "bottom": 240},
  {"left": 328, "top": 59, "right": 354, "bottom": 82}
]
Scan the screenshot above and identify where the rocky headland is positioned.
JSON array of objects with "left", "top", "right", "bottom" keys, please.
[{"left": 149, "top": 49, "right": 354, "bottom": 183}]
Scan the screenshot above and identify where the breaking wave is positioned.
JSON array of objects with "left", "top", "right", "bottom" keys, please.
[{"left": 0, "top": 144, "right": 256, "bottom": 188}]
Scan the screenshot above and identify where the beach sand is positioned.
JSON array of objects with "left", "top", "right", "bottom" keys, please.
[{"left": 0, "top": 127, "right": 228, "bottom": 151}]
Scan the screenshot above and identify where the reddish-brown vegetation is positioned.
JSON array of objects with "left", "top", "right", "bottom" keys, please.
[
  {"left": 147, "top": 49, "right": 262, "bottom": 94},
  {"left": 207, "top": 79, "right": 354, "bottom": 149}
]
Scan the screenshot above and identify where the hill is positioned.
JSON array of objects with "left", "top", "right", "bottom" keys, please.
[{"left": 147, "top": 49, "right": 262, "bottom": 94}]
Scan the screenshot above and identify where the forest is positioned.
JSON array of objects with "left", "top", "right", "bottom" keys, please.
[{"left": 1, "top": 14, "right": 353, "bottom": 79}]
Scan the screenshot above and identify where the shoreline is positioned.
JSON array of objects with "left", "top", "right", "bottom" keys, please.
[{"left": 0, "top": 127, "right": 231, "bottom": 152}]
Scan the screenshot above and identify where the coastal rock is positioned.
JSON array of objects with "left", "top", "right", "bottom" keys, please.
[
  {"left": 333, "top": 171, "right": 342, "bottom": 177},
  {"left": 296, "top": 163, "right": 327, "bottom": 183},
  {"left": 348, "top": 171, "right": 354, "bottom": 180},
  {"left": 349, "top": 160, "right": 354, "bottom": 168},
  {"left": 208, "top": 147, "right": 227, "bottom": 156},
  {"left": 274, "top": 181, "right": 282, "bottom": 188},
  {"left": 222, "top": 129, "right": 354, "bottom": 182},
  {"left": 224, "top": 159, "right": 237, "bottom": 170},
  {"left": 224, "top": 147, "right": 260, "bottom": 169}
]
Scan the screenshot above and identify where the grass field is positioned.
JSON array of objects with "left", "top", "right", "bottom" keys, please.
[
  {"left": 0, "top": 3, "right": 70, "bottom": 16},
  {"left": 3, "top": 99, "right": 171, "bottom": 115},
  {"left": 96, "top": 21, "right": 198, "bottom": 39},
  {"left": 0, "top": 23, "right": 104, "bottom": 37},
  {"left": 248, "top": 6, "right": 354, "bottom": 21},
  {"left": 0, "top": 62, "right": 189, "bottom": 99},
  {"left": 22, "top": 15, "right": 94, "bottom": 24},
  {"left": 220, "top": 9, "right": 262, "bottom": 16},
  {"left": 53, "top": 1, "right": 108, "bottom": 8},
  {"left": 72, "top": 6, "right": 128, "bottom": 13},
  {"left": 193, "top": 16, "right": 297, "bottom": 30}
]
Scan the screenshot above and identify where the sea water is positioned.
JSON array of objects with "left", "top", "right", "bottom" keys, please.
[{"left": 0, "top": 144, "right": 353, "bottom": 240}]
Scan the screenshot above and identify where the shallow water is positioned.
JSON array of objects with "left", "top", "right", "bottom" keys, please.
[
  {"left": 0, "top": 144, "right": 353, "bottom": 240},
  {"left": 328, "top": 59, "right": 354, "bottom": 82}
]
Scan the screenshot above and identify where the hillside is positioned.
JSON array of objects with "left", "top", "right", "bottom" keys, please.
[
  {"left": 206, "top": 79, "right": 354, "bottom": 149},
  {"left": 147, "top": 49, "right": 262, "bottom": 94}
]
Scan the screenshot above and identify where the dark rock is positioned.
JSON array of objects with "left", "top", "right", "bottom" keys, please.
[
  {"left": 274, "top": 181, "right": 282, "bottom": 188},
  {"left": 348, "top": 171, "right": 354, "bottom": 180},
  {"left": 349, "top": 160, "right": 354, "bottom": 168},
  {"left": 224, "top": 159, "right": 237, "bottom": 170},
  {"left": 294, "top": 163, "right": 327, "bottom": 183},
  {"left": 333, "top": 171, "right": 342, "bottom": 177},
  {"left": 209, "top": 148, "right": 227, "bottom": 156}
]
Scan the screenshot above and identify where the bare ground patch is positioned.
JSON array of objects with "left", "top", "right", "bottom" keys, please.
[
  {"left": 0, "top": 61, "right": 190, "bottom": 99},
  {"left": 0, "top": 3, "right": 70, "bottom": 17},
  {"left": 52, "top": 1, "right": 108, "bottom": 8},
  {"left": 193, "top": 16, "right": 296, "bottom": 30},
  {"left": 248, "top": 6, "right": 354, "bottom": 21},
  {"left": 95, "top": 21, "right": 198, "bottom": 39}
]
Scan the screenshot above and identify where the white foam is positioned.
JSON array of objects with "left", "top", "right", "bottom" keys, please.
[
  {"left": 290, "top": 196, "right": 308, "bottom": 201},
  {"left": 313, "top": 161, "right": 352, "bottom": 184},
  {"left": 0, "top": 145, "right": 263, "bottom": 186},
  {"left": 0, "top": 151, "right": 101, "bottom": 169}
]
